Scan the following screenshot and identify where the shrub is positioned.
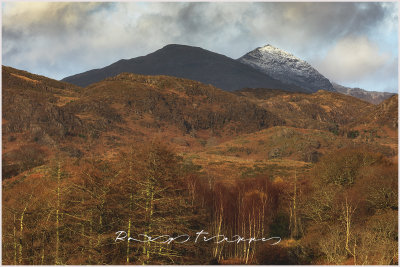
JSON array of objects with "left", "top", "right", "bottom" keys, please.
[
  {"left": 2, "top": 144, "right": 47, "bottom": 179},
  {"left": 347, "top": 130, "right": 359, "bottom": 139},
  {"left": 314, "top": 148, "right": 385, "bottom": 186}
]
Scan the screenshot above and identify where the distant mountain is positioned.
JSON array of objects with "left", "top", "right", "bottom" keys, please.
[
  {"left": 238, "top": 44, "right": 335, "bottom": 93},
  {"left": 332, "top": 82, "right": 396, "bottom": 105},
  {"left": 62, "top": 44, "right": 304, "bottom": 92}
]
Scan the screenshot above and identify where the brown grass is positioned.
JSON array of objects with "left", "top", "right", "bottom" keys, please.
[{"left": 10, "top": 73, "right": 40, "bottom": 84}]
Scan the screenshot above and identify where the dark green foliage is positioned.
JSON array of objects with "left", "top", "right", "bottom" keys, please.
[
  {"left": 256, "top": 244, "right": 303, "bottom": 265},
  {"left": 269, "top": 213, "right": 290, "bottom": 238},
  {"left": 347, "top": 130, "right": 359, "bottom": 138},
  {"left": 329, "top": 124, "right": 339, "bottom": 135}
]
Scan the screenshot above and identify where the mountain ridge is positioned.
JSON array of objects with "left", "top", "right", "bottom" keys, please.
[
  {"left": 332, "top": 82, "right": 396, "bottom": 104},
  {"left": 237, "top": 44, "right": 335, "bottom": 92},
  {"left": 62, "top": 44, "right": 304, "bottom": 92}
]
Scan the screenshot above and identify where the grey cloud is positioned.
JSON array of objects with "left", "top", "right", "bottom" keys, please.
[
  {"left": 248, "top": 2, "right": 388, "bottom": 57},
  {"left": 2, "top": 3, "right": 114, "bottom": 55},
  {"left": 2, "top": 2, "right": 117, "bottom": 75},
  {"left": 129, "top": 2, "right": 390, "bottom": 58},
  {"left": 177, "top": 3, "right": 208, "bottom": 35}
]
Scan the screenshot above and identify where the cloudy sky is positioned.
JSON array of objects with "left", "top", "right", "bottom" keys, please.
[{"left": 2, "top": 1, "right": 398, "bottom": 93}]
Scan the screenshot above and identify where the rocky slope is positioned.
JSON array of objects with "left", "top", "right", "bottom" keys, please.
[
  {"left": 366, "top": 94, "right": 398, "bottom": 129},
  {"left": 238, "top": 44, "right": 335, "bottom": 93}
]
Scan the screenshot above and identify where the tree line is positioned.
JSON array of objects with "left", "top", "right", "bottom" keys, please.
[{"left": 2, "top": 142, "right": 398, "bottom": 264}]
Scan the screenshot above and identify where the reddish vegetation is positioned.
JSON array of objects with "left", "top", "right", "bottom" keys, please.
[{"left": 2, "top": 66, "right": 398, "bottom": 265}]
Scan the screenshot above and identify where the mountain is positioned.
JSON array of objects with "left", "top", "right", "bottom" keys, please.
[
  {"left": 238, "top": 44, "right": 335, "bottom": 93},
  {"left": 62, "top": 44, "right": 304, "bottom": 92},
  {"left": 332, "top": 82, "right": 396, "bottom": 104}
]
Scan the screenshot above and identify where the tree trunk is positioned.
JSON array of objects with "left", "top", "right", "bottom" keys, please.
[
  {"left": 19, "top": 195, "right": 32, "bottom": 264},
  {"left": 344, "top": 197, "right": 356, "bottom": 264},
  {"left": 55, "top": 162, "right": 61, "bottom": 265},
  {"left": 126, "top": 193, "right": 133, "bottom": 263},
  {"left": 13, "top": 213, "right": 17, "bottom": 265}
]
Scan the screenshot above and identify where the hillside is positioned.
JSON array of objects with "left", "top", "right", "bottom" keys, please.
[
  {"left": 3, "top": 67, "right": 285, "bottom": 179},
  {"left": 3, "top": 66, "right": 83, "bottom": 139},
  {"left": 62, "top": 44, "right": 303, "bottom": 92},
  {"left": 77, "top": 73, "right": 285, "bottom": 133},
  {"left": 370, "top": 94, "right": 398, "bottom": 128},
  {"left": 4, "top": 66, "right": 397, "bottom": 180},
  {"left": 234, "top": 88, "right": 374, "bottom": 131},
  {"left": 352, "top": 94, "right": 398, "bottom": 152}
]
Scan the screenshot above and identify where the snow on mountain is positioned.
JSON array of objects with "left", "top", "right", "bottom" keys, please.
[{"left": 238, "top": 44, "right": 335, "bottom": 93}]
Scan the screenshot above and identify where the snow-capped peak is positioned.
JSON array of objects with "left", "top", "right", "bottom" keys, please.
[
  {"left": 238, "top": 44, "right": 334, "bottom": 93},
  {"left": 258, "top": 44, "right": 301, "bottom": 61}
]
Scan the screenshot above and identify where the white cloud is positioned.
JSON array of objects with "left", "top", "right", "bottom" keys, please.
[{"left": 314, "top": 36, "right": 390, "bottom": 83}]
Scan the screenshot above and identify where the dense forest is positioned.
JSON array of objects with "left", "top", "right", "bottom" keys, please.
[{"left": 2, "top": 66, "right": 398, "bottom": 264}]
